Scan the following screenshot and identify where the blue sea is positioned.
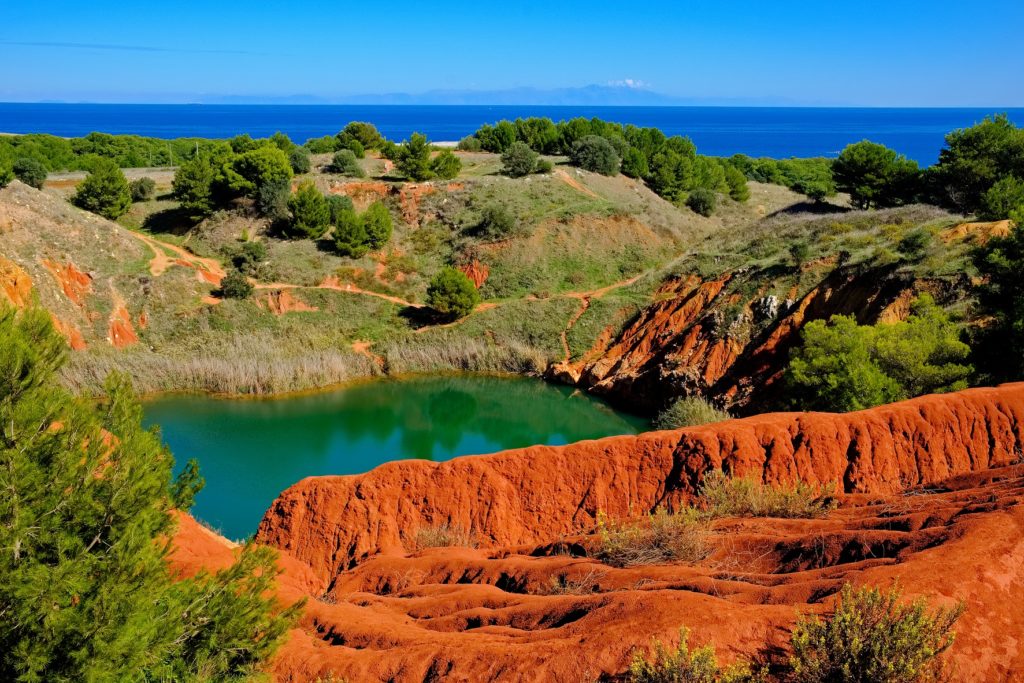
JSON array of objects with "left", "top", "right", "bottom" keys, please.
[{"left": 1, "top": 103, "right": 1020, "bottom": 165}]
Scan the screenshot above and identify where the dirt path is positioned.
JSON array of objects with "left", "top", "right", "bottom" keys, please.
[
  {"left": 127, "top": 230, "right": 225, "bottom": 283},
  {"left": 352, "top": 341, "right": 386, "bottom": 371},
  {"left": 554, "top": 169, "right": 600, "bottom": 199},
  {"left": 254, "top": 278, "right": 421, "bottom": 308}
]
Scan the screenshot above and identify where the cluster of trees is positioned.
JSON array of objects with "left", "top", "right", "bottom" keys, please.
[
  {"left": 730, "top": 155, "right": 836, "bottom": 202},
  {"left": 304, "top": 121, "right": 385, "bottom": 157},
  {"left": 331, "top": 199, "right": 394, "bottom": 257},
  {"left": 0, "top": 308, "right": 297, "bottom": 680},
  {"left": 0, "top": 131, "right": 226, "bottom": 172},
  {"left": 785, "top": 294, "right": 972, "bottom": 412},
  {"left": 461, "top": 116, "right": 749, "bottom": 214},
  {"left": 380, "top": 133, "right": 461, "bottom": 182}
]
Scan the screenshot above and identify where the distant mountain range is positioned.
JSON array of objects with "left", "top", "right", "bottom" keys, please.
[{"left": 199, "top": 85, "right": 808, "bottom": 107}]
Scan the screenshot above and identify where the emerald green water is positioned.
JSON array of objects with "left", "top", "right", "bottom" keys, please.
[{"left": 143, "top": 375, "right": 646, "bottom": 539}]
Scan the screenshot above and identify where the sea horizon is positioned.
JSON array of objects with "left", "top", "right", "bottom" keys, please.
[{"left": 2, "top": 102, "right": 1022, "bottom": 164}]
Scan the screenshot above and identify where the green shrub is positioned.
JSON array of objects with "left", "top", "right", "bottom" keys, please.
[
  {"left": 686, "top": 188, "right": 717, "bottom": 217},
  {"left": 501, "top": 141, "right": 539, "bottom": 178},
  {"left": 596, "top": 507, "right": 709, "bottom": 568},
  {"left": 327, "top": 194, "right": 354, "bottom": 223},
  {"left": 654, "top": 397, "right": 731, "bottom": 430},
  {"left": 785, "top": 294, "right": 972, "bottom": 412},
  {"left": 794, "top": 179, "right": 836, "bottom": 203},
  {"left": 0, "top": 149, "right": 13, "bottom": 187},
  {"left": 427, "top": 267, "right": 480, "bottom": 320},
  {"left": 71, "top": 158, "right": 132, "bottom": 219},
  {"left": 172, "top": 153, "right": 217, "bottom": 220},
  {"left": 629, "top": 628, "right": 765, "bottom": 683},
  {"left": 13, "top": 157, "right": 47, "bottom": 189},
  {"left": 332, "top": 207, "right": 369, "bottom": 257},
  {"left": 457, "top": 135, "right": 482, "bottom": 152},
  {"left": 397, "top": 132, "right": 434, "bottom": 181},
  {"left": 0, "top": 308, "right": 297, "bottom": 681},
  {"left": 230, "top": 240, "right": 268, "bottom": 275},
  {"left": 476, "top": 204, "right": 522, "bottom": 241},
  {"left": 340, "top": 138, "right": 365, "bottom": 159},
  {"left": 129, "top": 176, "right": 156, "bottom": 202},
  {"left": 430, "top": 150, "right": 462, "bottom": 180},
  {"left": 898, "top": 228, "right": 932, "bottom": 259},
  {"left": 534, "top": 158, "right": 554, "bottom": 174},
  {"left": 980, "top": 175, "right": 1024, "bottom": 220},
  {"left": 570, "top": 135, "right": 621, "bottom": 176},
  {"left": 699, "top": 470, "right": 835, "bottom": 519},
  {"left": 329, "top": 149, "right": 365, "bottom": 177},
  {"left": 789, "top": 583, "right": 964, "bottom": 683},
  {"left": 219, "top": 269, "right": 253, "bottom": 299},
  {"left": 362, "top": 201, "right": 393, "bottom": 249},
  {"left": 288, "top": 148, "right": 311, "bottom": 174},
  {"left": 287, "top": 181, "right": 330, "bottom": 239}
]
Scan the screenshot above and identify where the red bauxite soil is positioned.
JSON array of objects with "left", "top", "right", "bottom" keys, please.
[{"left": 171, "top": 384, "right": 1024, "bottom": 682}]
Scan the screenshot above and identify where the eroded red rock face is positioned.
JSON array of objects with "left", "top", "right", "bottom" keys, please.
[
  {"left": 554, "top": 267, "right": 955, "bottom": 414},
  {"left": 170, "top": 384, "right": 1021, "bottom": 682}
]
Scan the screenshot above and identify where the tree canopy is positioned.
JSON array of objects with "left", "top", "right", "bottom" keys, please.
[
  {"left": 832, "top": 141, "right": 920, "bottom": 209},
  {"left": 287, "top": 180, "right": 331, "bottom": 239},
  {"left": 397, "top": 133, "right": 434, "bottom": 181},
  {"left": 71, "top": 158, "right": 132, "bottom": 220},
  {"left": 427, "top": 267, "right": 480, "bottom": 320},
  {"left": 785, "top": 295, "right": 972, "bottom": 412},
  {"left": 0, "top": 308, "right": 297, "bottom": 681}
]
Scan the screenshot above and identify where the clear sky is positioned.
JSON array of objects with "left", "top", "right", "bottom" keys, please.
[{"left": 2, "top": 0, "right": 1022, "bottom": 106}]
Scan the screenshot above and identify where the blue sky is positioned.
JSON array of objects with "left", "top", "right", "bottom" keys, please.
[{"left": 2, "top": 0, "right": 1022, "bottom": 105}]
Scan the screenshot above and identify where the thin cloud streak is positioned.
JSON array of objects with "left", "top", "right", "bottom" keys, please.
[{"left": 0, "top": 40, "right": 267, "bottom": 56}]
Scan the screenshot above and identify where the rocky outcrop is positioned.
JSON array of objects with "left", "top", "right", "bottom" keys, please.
[
  {"left": 168, "top": 384, "right": 1024, "bottom": 682},
  {"left": 257, "top": 383, "right": 1024, "bottom": 578},
  {"left": 555, "top": 266, "right": 960, "bottom": 414}
]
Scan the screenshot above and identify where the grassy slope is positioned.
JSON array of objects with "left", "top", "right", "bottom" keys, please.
[{"left": 0, "top": 150, "right": 974, "bottom": 398}]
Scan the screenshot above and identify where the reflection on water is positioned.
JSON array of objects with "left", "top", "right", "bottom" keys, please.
[{"left": 143, "top": 375, "right": 646, "bottom": 539}]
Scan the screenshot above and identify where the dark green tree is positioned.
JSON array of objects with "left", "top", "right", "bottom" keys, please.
[
  {"left": 476, "top": 204, "right": 521, "bottom": 241},
  {"left": 427, "top": 267, "right": 480, "bottom": 320},
  {"left": 327, "top": 194, "right": 355, "bottom": 224},
  {"left": 723, "top": 164, "right": 750, "bottom": 201},
  {"left": 229, "top": 146, "right": 293, "bottom": 198},
  {"left": 255, "top": 177, "right": 291, "bottom": 222},
  {"left": 397, "top": 133, "right": 434, "bottom": 181},
  {"left": 430, "top": 150, "right": 462, "bottom": 180},
  {"left": 833, "top": 141, "right": 920, "bottom": 209},
  {"left": 362, "top": 201, "right": 393, "bottom": 249},
  {"left": 621, "top": 147, "right": 650, "bottom": 180},
  {"left": 71, "top": 158, "right": 132, "bottom": 220},
  {"left": 975, "top": 222, "right": 1024, "bottom": 379},
  {"left": 172, "top": 153, "right": 218, "bottom": 220},
  {"left": 0, "top": 147, "right": 13, "bottom": 187},
  {"left": 339, "top": 122, "right": 384, "bottom": 150},
  {"left": 13, "top": 157, "right": 47, "bottom": 189},
  {"left": 332, "top": 207, "right": 369, "bottom": 257},
  {"left": 287, "top": 181, "right": 331, "bottom": 239},
  {"left": 932, "top": 114, "right": 1024, "bottom": 213},
  {"left": 570, "top": 135, "right": 621, "bottom": 176},
  {"left": 219, "top": 269, "right": 254, "bottom": 299},
  {"left": 0, "top": 307, "right": 297, "bottom": 681},
  {"left": 501, "top": 141, "right": 539, "bottom": 178}
]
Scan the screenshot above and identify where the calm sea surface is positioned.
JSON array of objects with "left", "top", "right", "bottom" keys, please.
[
  {"left": 143, "top": 375, "right": 645, "bottom": 539},
  {"left": 2, "top": 103, "right": 1021, "bottom": 165}
]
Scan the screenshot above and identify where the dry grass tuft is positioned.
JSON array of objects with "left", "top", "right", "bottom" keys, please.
[
  {"left": 409, "top": 522, "right": 477, "bottom": 551},
  {"left": 700, "top": 470, "right": 836, "bottom": 519},
  {"left": 596, "top": 507, "right": 710, "bottom": 568}
]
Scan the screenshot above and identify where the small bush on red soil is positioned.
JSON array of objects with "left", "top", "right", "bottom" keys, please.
[
  {"left": 409, "top": 522, "right": 477, "bottom": 550},
  {"left": 629, "top": 627, "right": 766, "bottom": 683},
  {"left": 789, "top": 583, "right": 964, "bottom": 683}
]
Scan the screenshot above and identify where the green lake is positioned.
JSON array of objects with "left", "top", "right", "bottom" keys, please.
[{"left": 143, "top": 375, "right": 647, "bottom": 539}]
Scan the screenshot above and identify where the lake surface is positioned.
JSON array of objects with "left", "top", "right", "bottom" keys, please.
[
  {"left": 3, "top": 103, "right": 1021, "bottom": 165},
  {"left": 143, "top": 375, "right": 646, "bottom": 539}
]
